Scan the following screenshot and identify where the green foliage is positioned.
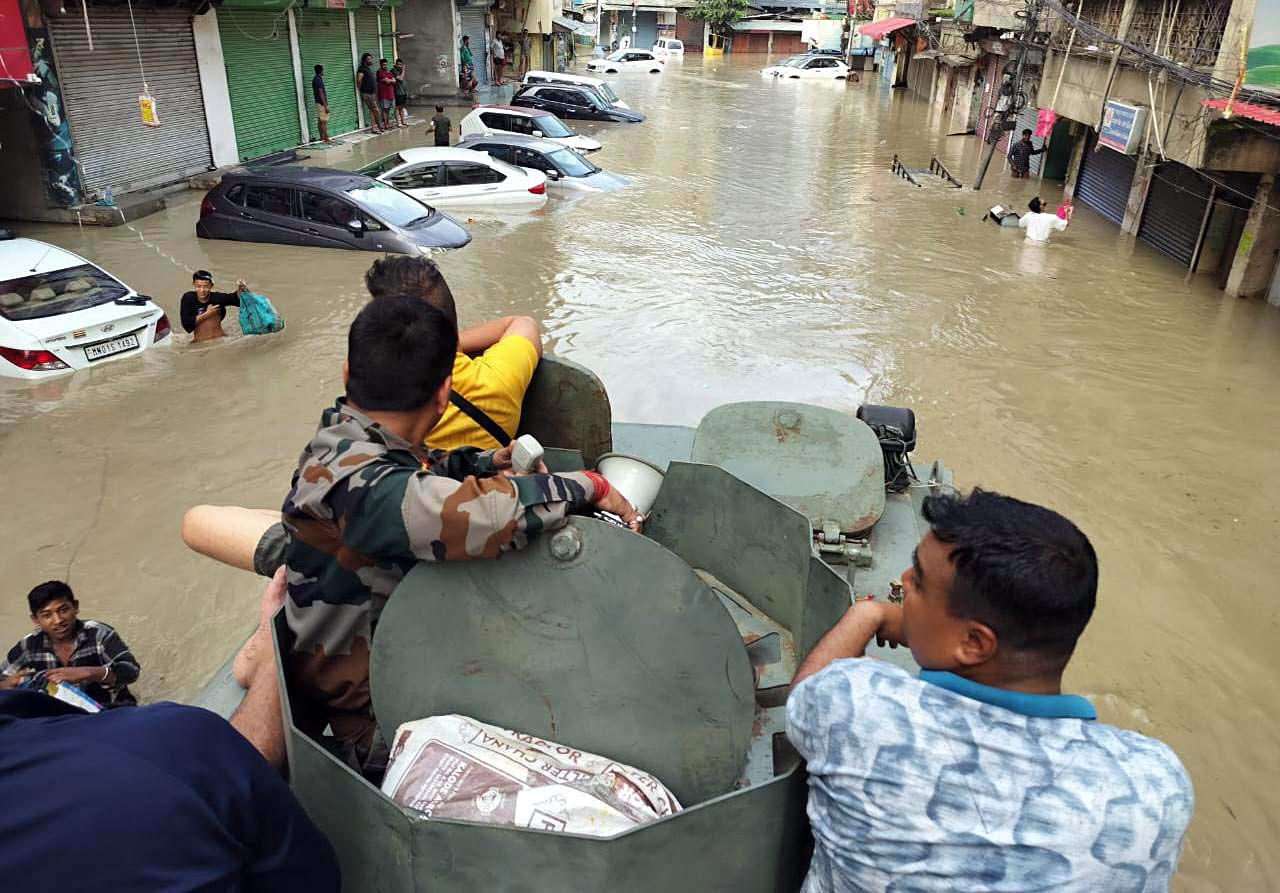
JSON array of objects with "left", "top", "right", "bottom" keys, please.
[{"left": 688, "top": 0, "right": 750, "bottom": 34}]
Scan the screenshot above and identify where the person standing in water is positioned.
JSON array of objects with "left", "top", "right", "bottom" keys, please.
[{"left": 180, "top": 270, "right": 245, "bottom": 343}]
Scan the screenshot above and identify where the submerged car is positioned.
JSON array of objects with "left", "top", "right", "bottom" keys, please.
[
  {"left": 522, "top": 70, "right": 633, "bottom": 109},
  {"left": 460, "top": 105, "right": 602, "bottom": 153},
  {"left": 196, "top": 167, "right": 470, "bottom": 254},
  {"left": 358, "top": 147, "right": 547, "bottom": 208},
  {"left": 762, "top": 55, "right": 851, "bottom": 79},
  {"left": 652, "top": 38, "right": 684, "bottom": 59},
  {"left": 0, "top": 236, "right": 170, "bottom": 379},
  {"left": 457, "top": 134, "right": 629, "bottom": 194},
  {"left": 512, "top": 84, "right": 645, "bottom": 123},
  {"left": 586, "top": 49, "right": 666, "bottom": 74}
]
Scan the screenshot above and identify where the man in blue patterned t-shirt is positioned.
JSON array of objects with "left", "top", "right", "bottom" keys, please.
[{"left": 787, "top": 489, "right": 1192, "bottom": 892}]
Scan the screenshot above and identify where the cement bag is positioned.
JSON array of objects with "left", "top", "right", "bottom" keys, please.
[
  {"left": 237, "top": 291, "right": 284, "bottom": 335},
  {"left": 381, "top": 714, "right": 681, "bottom": 836}
]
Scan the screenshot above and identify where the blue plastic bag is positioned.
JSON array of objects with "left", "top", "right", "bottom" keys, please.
[{"left": 238, "top": 291, "right": 285, "bottom": 335}]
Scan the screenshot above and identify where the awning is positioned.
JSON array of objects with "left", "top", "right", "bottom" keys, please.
[
  {"left": 856, "top": 16, "right": 915, "bottom": 40},
  {"left": 552, "top": 14, "right": 593, "bottom": 34},
  {"left": 1202, "top": 98, "right": 1280, "bottom": 128}
]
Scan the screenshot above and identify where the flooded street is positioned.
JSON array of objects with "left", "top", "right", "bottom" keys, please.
[{"left": 2, "top": 56, "right": 1278, "bottom": 889}]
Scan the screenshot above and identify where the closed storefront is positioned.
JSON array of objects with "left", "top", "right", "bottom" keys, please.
[
  {"left": 47, "top": 7, "right": 212, "bottom": 196},
  {"left": 1074, "top": 129, "right": 1138, "bottom": 225},
  {"left": 675, "top": 12, "right": 703, "bottom": 52},
  {"left": 380, "top": 9, "right": 396, "bottom": 60},
  {"left": 734, "top": 32, "right": 768, "bottom": 53},
  {"left": 353, "top": 8, "right": 382, "bottom": 66},
  {"left": 295, "top": 8, "right": 359, "bottom": 138},
  {"left": 907, "top": 56, "right": 934, "bottom": 100},
  {"left": 458, "top": 6, "right": 488, "bottom": 87},
  {"left": 1136, "top": 162, "right": 1211, "bottom": 266},
  {"left": 613, "top": 10, "right": 657, "bottom": 49},
  {"left": 218, "top": 8, "right": 301, "bottom": 161}
]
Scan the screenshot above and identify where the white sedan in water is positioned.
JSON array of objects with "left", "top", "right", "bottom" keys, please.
[
  {"left": 586, "top": 49, "right": 665, "bottom": 74},
  {"left": 762, "top": 55, "right": 851, "bottom": 80},
  {"left": 0, "top": 236, "right": 170, "bottom": 379},
  {"left": 358, "top": 148, "right": 548, "bottom": 208}
]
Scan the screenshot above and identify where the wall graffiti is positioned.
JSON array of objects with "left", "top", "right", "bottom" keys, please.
[{"left": 26, "top": 32, "right": 83, "bottom": 207}]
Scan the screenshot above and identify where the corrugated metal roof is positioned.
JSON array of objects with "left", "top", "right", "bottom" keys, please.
[{"left": 1202, "top": 98, "right": 1280, "bottom": 128}]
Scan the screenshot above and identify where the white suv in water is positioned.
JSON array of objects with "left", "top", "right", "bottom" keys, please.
[{"left": 0, "top": 236, "right": 170, "bottom": 379}]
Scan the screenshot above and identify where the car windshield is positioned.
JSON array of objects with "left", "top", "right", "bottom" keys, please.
[
  {"left": 532, "top": 114, "right": 572, "bottom": 137},
  {"left": 549, "top": 148, "right": 598, "bottom": 178},
  {"left": 597, "top": 82, "right": 621, "bottom": 103},
  {"left": 346, "top": 182, "right": 434, "bottom": 228},
  {"left": 356, "top": 153, "right": 407, "bottom": 178},
  {"left": 0, "top": 262, "right": 130, "bottom": 321},
  {"left": 606, "top": 50, "right": 628, "bottom": 61},
  {"left": 782, "top": 56, "right": 812, "bottom": 67}
]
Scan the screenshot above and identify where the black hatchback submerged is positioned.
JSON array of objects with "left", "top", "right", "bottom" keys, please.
[{"left": 196, "top": 166, "right": 470, "bottom": 253}]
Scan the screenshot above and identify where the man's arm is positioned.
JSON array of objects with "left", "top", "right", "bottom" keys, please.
[
  {"left": 98, "top": 627, "right": 140, "bottom": 686},
  {"left": 179, "top": 294, "right": 201, "bottom": 333},
  {"left": 790, "top": 600, "right": 903, "bottom": 691},
  {"left": 458, "top": 315, "right": 542, "bottom": 357},
  {"left": 0, "top": 640, "right": 28, "bottom": 688}
]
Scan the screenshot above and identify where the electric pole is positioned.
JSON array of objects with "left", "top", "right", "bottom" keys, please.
[{"left": 973, "top": 0, "right": 1044, "bottom": 191}]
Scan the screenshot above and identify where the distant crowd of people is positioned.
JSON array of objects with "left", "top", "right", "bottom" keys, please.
[
  {"left": 0, "top": 251, "right": 1192, "bottom": 888},
  {"left": 459, "top": 29, "right": 535, "bottom": 94}
]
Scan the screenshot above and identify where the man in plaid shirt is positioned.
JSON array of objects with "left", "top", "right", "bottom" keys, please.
[{"left": 0, "top": 581, "right": 140, "bottom": 708}]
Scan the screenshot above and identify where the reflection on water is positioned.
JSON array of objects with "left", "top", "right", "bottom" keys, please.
[{"left": 2, "top": 56, "right": 1278, "bottom": 890}]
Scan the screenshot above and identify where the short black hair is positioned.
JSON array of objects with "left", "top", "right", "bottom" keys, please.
[
  {"left": 435, "top": 104, "right": 444, "bottom": 113},
  {"left": 346, "top": 296, "right": 457, "bottom": 412},
  {"left": 1028, "top": 197, "right": 1043, "bottom": 214},
  {"left": 462, "top": 35, "right": 470, "bottom": 42},
  {"left": 28, "top": 580, "right": 75, "bottom": 615},
  {"left": 380, "top": 58, "right": 388, "bottom": 65},
  {"left": 922, "top": 489, "right": 1097, "bottom": 661},
  {"left": 314, "top": 64, "right": 323, "bottom": 74},
  {"left": 1022, "top": 129, "right": 1033, "bottom": 137},
  {"left": 364, "top": 256, "right": 458, "bottom": 331},
  {"left": 192, "top": 270, "right": 213, "bottom": 283},
  {"left": 362, "top": 52, "right": 372, "bottom": 63}
]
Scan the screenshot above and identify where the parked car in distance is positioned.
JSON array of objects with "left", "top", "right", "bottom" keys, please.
[
  {"left": 522, "top": 70, "right": 632, "bottom": 109},
  {"left": 358, "top": 147, "right": 547, "bottom": 208},
  {"left": 512, "top": 84, "right": 645, "bottom": 123},
  {"left": 0, "top": 235, "right": 170, "bottom": 378},
  {"left": 460, "top": 106, "right": 602, "bottom": 153},
  {"left": 652, "top": 38, "right": 684, "bottom": 59},
  {"left": 457, "top": 134, "right": 629, "bottom": 194},
  {"left": 587, "top": 49, "right": 665, "bottom": 74},
  {"left": 761, "top": 55, "right": 851, "bottom": 79},
  {"left": 196, "top": 167, "right": 470, "bottom": 254}
]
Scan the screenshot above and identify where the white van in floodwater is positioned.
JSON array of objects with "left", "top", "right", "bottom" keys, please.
[{"left": 521, "top": 70, "right": 631, "bottom": 109}]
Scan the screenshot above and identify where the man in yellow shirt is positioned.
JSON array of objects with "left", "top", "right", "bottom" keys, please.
[{"left": 364, "top": 256, "right": 541, "bottom": 450}]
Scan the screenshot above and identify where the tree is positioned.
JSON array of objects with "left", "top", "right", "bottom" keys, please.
[{"left": 688, "top": 0, "right": 750, "bottom": 39}]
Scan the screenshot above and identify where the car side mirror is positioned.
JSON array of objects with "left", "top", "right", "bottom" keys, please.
[
  {"left": 546, "top": 170, "right": 561, "bottom": 181},
  {"left": 532, "top": 129, "right": 543, "bottom": 138},
  {"left": 347, "top": 219, "right": 366, "bottom": 238}
]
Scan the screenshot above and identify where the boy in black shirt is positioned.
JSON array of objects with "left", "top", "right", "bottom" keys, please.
[{"left": 179, "top": 270, "right": 244, "bottom": 342}]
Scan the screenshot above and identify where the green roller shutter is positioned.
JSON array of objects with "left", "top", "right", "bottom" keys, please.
[
  {"left": 295, "top": 8, "right": 359, "bottom": 138},
  {"left": 218, "top": 8, "right": 302, "bottom": 161},
  {"left": 380, "top": 9, "right": 395, "bottom": 60},
  {"left": 353, "top": 9, "right": 381, "bottom": 68}
]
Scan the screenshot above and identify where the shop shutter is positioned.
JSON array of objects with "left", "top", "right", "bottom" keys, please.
[
  {"left": 675, "top": 13, "right": 704, "bottom": 51},
  {"left": 1137, "top": 162, "right": 1211, "bottom": 266},
  {"left": 353, "top": 8, "right": 382, "bottom": 67},
  {"left": 459, "top": 7, "right": 488, "bottom": 86},
  {"left": 1074, "top": 129, "right": 1137, "bottom": 225},
  {"left": 47, "top": 9, "right": 212, "bottom": 195},
  {"left": 634, "top": 12, "right": 658, "bottom": 49},
  {"left": 218, "top": 9, "right": 301, "bottom": 161},
  {"left": 295, "top": 8, "right": 359, "bottom": 138},
  {"left": 380, "top": 9, "right": 395, "bottom": 60},
  {"left": 1011, "top": 102, "right": 1042, "bottom": 175}
]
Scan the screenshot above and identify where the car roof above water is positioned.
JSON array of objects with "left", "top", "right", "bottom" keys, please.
[
  {"left": 0, "top": 238, "right": 88, "bottom": 275},
  {"left": 222, "top": 166, "right": 372, "bottom": 191},
  {"left": 457, "top": 133, "right": 567, "bottom": 154}
]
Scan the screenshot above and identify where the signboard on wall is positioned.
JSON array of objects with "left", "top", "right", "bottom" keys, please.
[
  {"left": 1099, "top": 100, "right": 1148, "bottom": 154},
  {"left": 0, "top": 0, "right": 34, "bottom": 87},
  {"left": 1245, "top": 4, "right": 1280, "bottom": 91}
]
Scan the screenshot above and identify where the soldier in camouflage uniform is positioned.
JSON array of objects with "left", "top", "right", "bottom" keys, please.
[{"left": 247, "top": 296, "right": 639, "bottom": 773}]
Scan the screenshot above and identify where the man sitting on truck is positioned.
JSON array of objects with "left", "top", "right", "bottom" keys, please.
[
  {"left": 222, "top": 297, "right": 640, "bottom": 772},
  {"left": 787, "top": 488, "right": 1192, "bottom": 890}
]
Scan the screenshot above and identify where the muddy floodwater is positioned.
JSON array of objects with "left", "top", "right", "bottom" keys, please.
[{"left": 2, "top": 57, "right": 1278, "bottom": 889}]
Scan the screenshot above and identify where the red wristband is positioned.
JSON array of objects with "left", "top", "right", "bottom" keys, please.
[{"left": 584, "top": 471, "right": 610, "bottom": 501}]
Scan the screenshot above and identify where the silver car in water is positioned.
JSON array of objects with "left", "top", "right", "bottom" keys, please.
[{"left": 456, "top": 134, "right": 629, "bottom": 194}]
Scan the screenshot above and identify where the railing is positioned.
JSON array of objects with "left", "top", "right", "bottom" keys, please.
[
  {"left": 891, "top": 155, "right": 921, "bottom": 187},
  {"left": 929, "top": 155, "right": 964, "bottom": 188}
]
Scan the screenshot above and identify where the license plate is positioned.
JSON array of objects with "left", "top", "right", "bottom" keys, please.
[{"left": 83, "top": 333, "right": 139, "bottom": 361}]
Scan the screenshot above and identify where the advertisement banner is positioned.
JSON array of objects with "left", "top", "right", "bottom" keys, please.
[
  {"left": 1246, "top": 4, "right": 1279, "bottom": 91},
  {"left": 0, "top": 0, "right": 34, "bottom": 86}
]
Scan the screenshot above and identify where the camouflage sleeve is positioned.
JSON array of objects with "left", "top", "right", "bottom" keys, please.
[
  {"left": 343, "top": 468, "right": 598, "bottom": 562},
  {"left": 425, "top": 446, "right": 498, "bottom": 481}
]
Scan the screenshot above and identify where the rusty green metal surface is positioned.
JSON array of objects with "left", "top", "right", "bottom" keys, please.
[
  {"left": 517, "top": 354, "right": 613, "bottom": 466},
  {"left": 370, "top": 516, "right": 756, "bottom": 806},
  {"left": 691, "top": 401, "right": 886, "bottom": 533}
]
